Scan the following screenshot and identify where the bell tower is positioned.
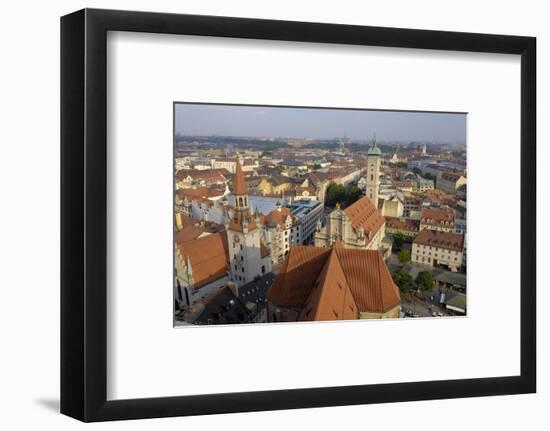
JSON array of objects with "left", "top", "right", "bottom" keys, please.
[
  {"left": 366, "top": 134, "right": 381, "bottom": 205},
  {"left": 227, "top": 160, "right": 271, "bottom": 286}
]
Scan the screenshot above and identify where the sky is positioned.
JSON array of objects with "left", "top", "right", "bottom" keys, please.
[{"left": 175, "top": 103, "right": 466, "bottom": 144}]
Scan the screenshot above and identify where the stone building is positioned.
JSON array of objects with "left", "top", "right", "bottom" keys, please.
[
  {"left": 419, "top": 208, "right": 455, "bottom": 232},
  {"left": 174, "top": 232, "right": 230, "bottom": 311},
  {"left": 226, "top": 161, "right": 272, "bottom": 286},
  {"left": 263, "top": 202, "right": 300, "bottom": 264},
  {"left": 436, "top": 171, "right": 467, "bottom": 194},
  {"left": 411, "top": 229, "right": 464, "bottom": 272},
  {"left": 315, "top": 196, "right": 385, "bottom": 251}
]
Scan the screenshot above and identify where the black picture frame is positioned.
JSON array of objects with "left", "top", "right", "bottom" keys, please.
[{"left": 61, "top": 8, "right": 536, "bottom": 422}]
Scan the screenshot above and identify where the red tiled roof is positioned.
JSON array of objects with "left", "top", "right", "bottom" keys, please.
[
  {"left": 267, "top": 245, "right": 400, "bottom": 315},
  {"left": 385, "top": 217, "right": 419, "bottom": 232},
  {"left": 175, "top": 168, "right": 229, "bottom": 182},
  {"left": 264, "top": 208, "right": 293, "bottom": 228},
  {"left": 298, "top": 245, "right": 358, "bottom": 321},
  {"left": 176, "top": 233, "right": 229, "bottom": 289},
  {"left": 421, "top": 208, "right": 455, "bottom": 225},
  {"left": 343, "top": 196, "right": 385, "bottom": 237},
  {"left": 175, "top": 226, "right": 207, "bottom": 245},
  {"left": 175, "top": 186, "right": 224, "bottom": 201}
]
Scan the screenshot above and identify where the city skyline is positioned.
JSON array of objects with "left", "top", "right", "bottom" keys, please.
[{"left": 175, "top": 103, "right": 467, "bottom": 144}]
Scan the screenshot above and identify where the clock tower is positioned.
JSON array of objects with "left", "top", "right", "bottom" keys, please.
[{"left": 227, "top": 160, "right": 272, "bottom": 286}]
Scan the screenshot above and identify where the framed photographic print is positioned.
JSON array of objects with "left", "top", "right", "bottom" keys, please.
[{"left": 61, "top": 8, "right": 536, "bottom": 422}]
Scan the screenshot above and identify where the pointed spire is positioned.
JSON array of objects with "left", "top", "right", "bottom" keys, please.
[
  {"left": 368, "top": 133, "right": 381, "bottom": 156},
  {"left": 233, "top": 160, "right": 248, "bottom": 195}
]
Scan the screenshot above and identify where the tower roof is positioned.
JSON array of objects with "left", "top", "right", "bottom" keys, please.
[
  {"left": 232, "top": 160, "right": 248, "bottom": 195},
  {"left": 367, "top": 135, "right": 382, "bottom": 156}
]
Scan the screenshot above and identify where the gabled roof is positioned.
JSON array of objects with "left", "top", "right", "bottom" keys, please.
[
  {"left": 175, "top": 226, "right": 208, "bottom": 245},
  {"left": 385, "top": 216, "right": 419, "bottom": 232},
  {"left": 414, "top": 229, "right": 464, "bottom": 251},
  {"left": 264, "top": 207, "right": 293, "bottom": 228},
  {"left": 176, "top": 233, "right": 229, "bottom": 288},
  {"left": 175, "top": 186, "right": 224, "bottom": 201},
  {"left": 343, "top": 196, "right": 385, "bottom": 236},
  {"left": 267, "top": 245, "right": 400, "bottom": 315},
  {"left": 298, "top": 246, "right": 358, "bottom": 321},
  {"left": 421, "top": 208, "right": 455, "bottom": 225}
]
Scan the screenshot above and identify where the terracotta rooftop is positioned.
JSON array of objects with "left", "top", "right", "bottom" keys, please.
[
  {"left": 232, "top": 161, "right": 249, "bottom": 195},
  {"left": 176, "top": 232, "right": 229, "bottom": 289},
  {"left": 393, "top": 180, "right": 413, "bottom": 188},
  {"left": 425, "top": 189, "right": 452, "bottom": 202},
  {"left": 175, "top": 186, "right": 224, "bottom": 201},
  {"left": 264, "top": 207, "right": 293, "bottom": 228},
  {"left": 298, "top": 246, "right": 358, "bottom": 321},
  {"left": 414, "top": 229, "right": 464, "bottom": 252},
  {"left": 176, "top": 168, "right": 229, "bottom": 182},
  {"left": 175, "top": 226, "right": 207, "bottom": 245},
  {"left": 343, "top": 196, "right": 385, "bottom": 237},
  {"left": 385, "top": 217, "right": 419, "bottom": 232},
  {"left": 421, "top": 208, "right": 455, "bottom": 225},
  {"left": 267, "top": 245, "right": 400, "bottom": 317}
]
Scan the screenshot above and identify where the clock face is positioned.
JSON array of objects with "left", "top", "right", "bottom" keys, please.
[{"left": 233, "top": 234, "right": 240, "bottom": 243}]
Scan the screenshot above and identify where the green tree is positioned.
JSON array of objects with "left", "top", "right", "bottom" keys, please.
[
  {"left": 416, "top": 271, "right": 434, "bottom": 292},
  {"left": 392, "top": 269, "right": 413, "bottom": 293},
  {"left": 325, "top": 182, "right": 346, "bottom": 208},
  {"left": 345, "top": 186, "right": 362, "bottom": 207},
  {"left": 393, "top": 231, "right": 405, "bottom": 250},
  {"left": 398, "top": 249, "right": 411, "bottom": 264}
]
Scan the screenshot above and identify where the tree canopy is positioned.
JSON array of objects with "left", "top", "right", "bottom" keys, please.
[
  {"left": 393, "top": 231, "right": 405, "bottom": 250},
  {"left": 416, "top": 271, "right": 434, "bottom": 292},
  {"left": 392, "top": 268, "right": 413, "bottom": 293},
  {"left": 325, "top": 182, "right": 364, "bottom": 208},
  {"left": 398, "top": 249, "right": 411, "bottom": 264}
]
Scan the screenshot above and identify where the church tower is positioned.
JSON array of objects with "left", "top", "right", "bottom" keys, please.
[
  {"left": 366, "top": 135, "right": 381, "bottom": 205},
  {"left": 227, "top": 161, "right": 271, "bottom": 286}
]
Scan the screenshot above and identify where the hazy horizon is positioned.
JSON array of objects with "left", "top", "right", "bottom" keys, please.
[{"left": 175, "top": 103, "right": 467, "bottom": 144}]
